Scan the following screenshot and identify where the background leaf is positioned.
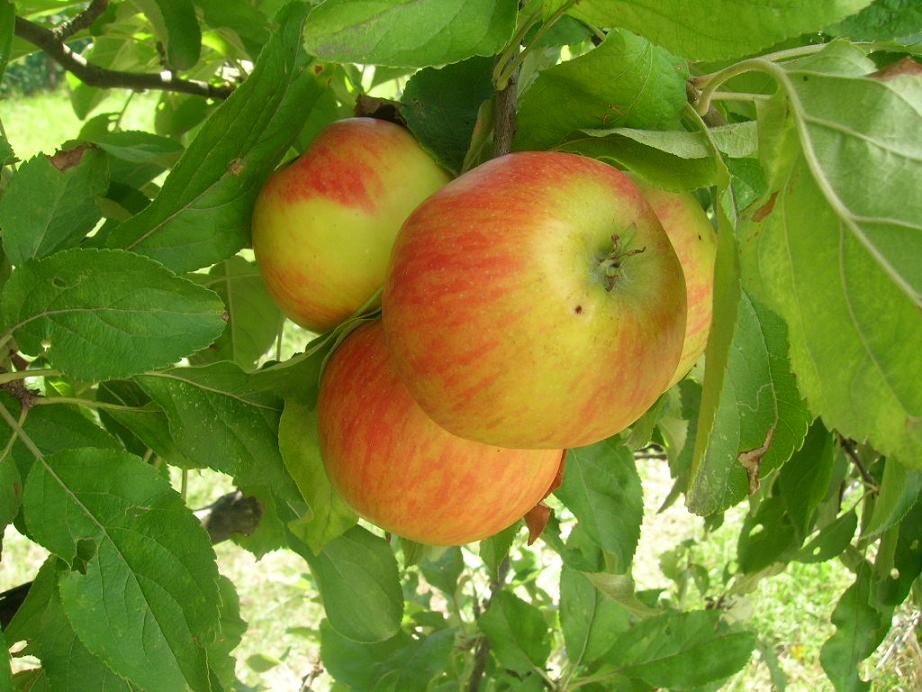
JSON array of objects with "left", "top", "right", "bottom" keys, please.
[
  {"left": 303, "top": 0, "right": 518, "bottom": 68},
  {"left": 0, "top": 248, "right": 226, "bottom": 381},
  {"left": 559, "top": 566, "right": 629, "bottom": 667}
]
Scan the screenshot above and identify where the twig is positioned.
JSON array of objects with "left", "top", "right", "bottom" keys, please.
[
  {"left": 467, "top": 558, "right": 510, "bottom": 692},
  {"left": 493, "top": 67, "right": 517, "bottom": 157},
  {"left": 54, "top": 0, "right": 109, "bottom": 41},
  {"left": 14, "top": 16, "right": 233, "bottom": 99},
  {"left": 837, "top": 434, "right": 878, "bottom": 492},
  {"left": 0, "top": 490, "right": 262, "bottom": 627}
]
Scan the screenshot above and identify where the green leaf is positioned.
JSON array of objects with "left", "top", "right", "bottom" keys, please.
[
  {"left": 5, "top": 559, "right": 131, "bottom": 691},
  {"left": 687, "top": 293, "right": 812, "bottom": 515},
  {"left": 0, "top": 248, "right": 226, "bottom": 381},
  {"left": 96, "top": 380, "right": 193, "bottom": 466},
  {"left": 606, "top": 610, "right": 757, "bottom": 689},
  {"left": 479, "top": 523, "right": 519, "bottom": 580},
  {"left": 569, "top": 0, "right": 873, "bottom": 60},
  {"left": 560, "top": 566, "right": 629, "bottom": 667},
  {"left": 556, "top": 438, "right": 642, "bottom": 573},
  {"left": 737, "top": 496, "right": 801, "bottom": 573},
  {"left": 279, "top": 398, "right": 356, "bottom": 553},
  {"left": 419, "top": 547, "right": 464, "bottom": 596},
  {"left": 106, "top": 3, "right": 317, "bottom": 272},
  {"left": 747, "top": 45, "right": 922, "bottom": 469},
  {"left": 864, "top": 459, "right": 922, "bottom": 538},
  {"left": 830, "top": 0, "right": 922, "bottom": 40},
  {"left": 207, "top": 575, "right": 247, "bottom": 689},
  {"left": 190, "top": 256, "right": 284, "bottom": 367},
  {"left": 195, "top": 0, "right": 270, "bottom": 57},
  {"left": 479, "top": 591, "right": 550, "bottom": 675},
  {"left": 0, "top": 149, "right": 109, "bottom": 265},
  {"left": 0, "top": 0, "right": 15, "bottom": 83},
  {"left": 0, "top": 449, "right": 18, "bottom": 529},
  {"left": 136, "top": 0, "right": 202, "bottom": 70},
  {"left": 136, "top": 362, "right": 304, "bottom": 553},
  {"left": 796, "top": 510, "right": 858, "bottom": 563},
  {"left": 581, "top": 572, "right": 660, "bottom": 618},
  {"left": 82, "top": 130, "right": 184, "bottom": 189},
  {"left": 303, "top": 0, "right": 518, "bottom": 68},
  {"left": 1, "top": 391, "right": 122, "bottom": 484},
  {"left": 778, "top": 421, "right": 836, "bottom": 538},
  {"left": 320, "top": 621, "right": 455, "bottom": 690},
  {"left": 876, "top": 498, "right": 922, "bottom": 605},
  {"left": 22, "top": 448, "right": 221, "bottom": 692},
  {"left": 399, "top": 57, "right": 494, "bottom": 174},
  {"left": 820, "top": 562, "right": 893, "bottom": 691},
  {"left": 291, "top": 527, "right": 403, "bottom": 643},
  {"left": 515, "top": 30, "right": 688, "bottom": 151},
  {"left": 560, "top": 122, "right": 757, "bottom": 192}
]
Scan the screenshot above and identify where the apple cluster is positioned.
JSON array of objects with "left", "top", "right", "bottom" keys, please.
[{"left": 252, "top": 118, "right": 716, "bottom": 546}]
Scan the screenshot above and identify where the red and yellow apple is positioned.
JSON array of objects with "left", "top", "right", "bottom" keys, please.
[
  {"left": 252, "top": 117, "right": 450, "bottom": 332},
  {"left": 317, "top": 321, "right": 564, "bottom": 546},
  {"left": 632, "top": 178, "right": 717, "bottom": 389},
  {"left": 382, "top": 152, "right": 686, "bottom": 449}
]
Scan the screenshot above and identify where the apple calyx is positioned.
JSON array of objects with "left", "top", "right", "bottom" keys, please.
[{"left": 598, "top": 231, "right": 646, "bottom": 291}]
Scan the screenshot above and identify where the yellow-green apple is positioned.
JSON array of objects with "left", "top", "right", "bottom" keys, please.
[
  {"left": 252, "top": 118, "right": 450, "bottom": 332},
  {"left": 317, "top": 321, "right": 564, "bottom": 546},
  {"left": 631, "top": 179, "right": 717, "bottom": 389},
  {"left": 382, "top": 151, "right": 686, "bottom": 449}
]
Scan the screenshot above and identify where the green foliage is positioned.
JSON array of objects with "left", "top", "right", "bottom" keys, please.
[{"left": 1, "top": 1, "right": 920, "bottom": 690}]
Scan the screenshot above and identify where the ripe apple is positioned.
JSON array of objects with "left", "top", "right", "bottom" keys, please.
[
  {"left": 252, "top": 117, "right": 450, "bottom": 332},
  {"left": 632, "top": 178, "right": 717, "bottom": 389},
  {"left": 317, "top": 321, "right": 565, "bottom": 546},
  {"left": 382, "top": 151, "right": 686, "bottom": 449}
]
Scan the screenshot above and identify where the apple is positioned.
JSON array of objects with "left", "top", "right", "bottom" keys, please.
[
  {"left": 382, "top": 151, "right": 686, "bottom": 449},
  {"left": 317, "top": 321, "right": 564, "bottom": 546},
  {"left": 631, "top": 178, "right": 717, "bottom": 389},
  {"left": 252, "top": 117, "right": 450, "bottom": 332}
]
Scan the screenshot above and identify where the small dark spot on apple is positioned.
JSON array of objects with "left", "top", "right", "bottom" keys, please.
[
  {"left": 574, "top": 305, "right": 583, "bottom": 315},
  {"left": 313, "top": 64, "right": 325, "bottom": 74},
  {"left": 697, "top": 234, "right": 702, "bottom": 240}
]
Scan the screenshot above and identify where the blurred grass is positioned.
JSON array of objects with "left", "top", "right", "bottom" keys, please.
[{"left": 1, "top": 87, "right": 919, "bottom": 690}]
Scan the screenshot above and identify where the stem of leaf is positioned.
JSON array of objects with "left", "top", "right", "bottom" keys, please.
[
  {"left": 0, "top": 400, "right": 44, "bottom": 460},
  {"left": 495, "top": 0, "right": 578, "bottom": 89},
  {"left": 694, "top": 60, "right": 763, "bottom": 116},
  {"left": 30, "top": 396, "right": 151, "bottom": 413},
  {"left": 181, "top": 469, "right": 188, "bottom": 499},
  {"left": 0, "top": 406, "right": 29, "bottom": 466},
  {"left": 0, "top": 368, "right": 61, "bottom": 385}
]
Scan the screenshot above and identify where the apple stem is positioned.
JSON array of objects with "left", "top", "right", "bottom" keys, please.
[{"left": 599, "top": 233, "right": 646, "bottom": 291}]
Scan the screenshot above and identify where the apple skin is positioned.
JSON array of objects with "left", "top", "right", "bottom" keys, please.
[
  {"left": 382, "top": 152, "right": 686, "bottom": 449},
  {"left": 631, "top": 179, "right": 717, "bottom": 389},
  {"left": 252, "top": 118, "right": 450, "bottom": 332},
  {"left": 317, "top": 321, "right": 564, "bottom": 546}
]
